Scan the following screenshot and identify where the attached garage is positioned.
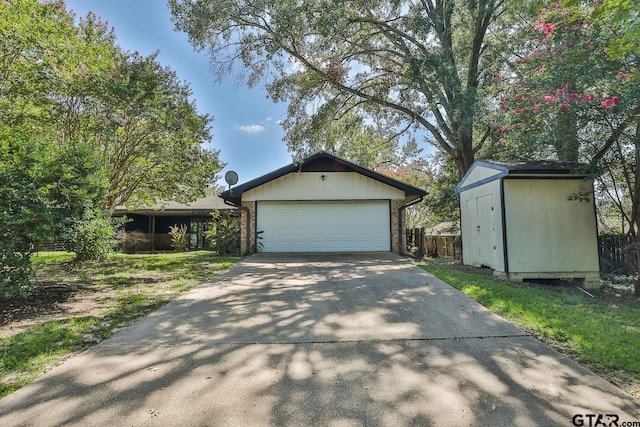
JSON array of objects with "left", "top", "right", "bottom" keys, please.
[
  {"left": 258, "top": 200, "right": 390, "bottom": 252},
  {"left": 220, "top": 152, "right": 426, "bottom": 254}
]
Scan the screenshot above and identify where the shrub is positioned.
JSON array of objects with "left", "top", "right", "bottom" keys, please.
[{"left": 205, "top": 210, "right": 240, "bottom": 255}]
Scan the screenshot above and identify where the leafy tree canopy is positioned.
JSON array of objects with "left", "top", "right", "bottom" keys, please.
[{"left": 169, "top": 0, "right": 520, "bottom": 177}]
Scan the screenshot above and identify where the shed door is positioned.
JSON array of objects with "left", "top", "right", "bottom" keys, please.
[
  {"left": 257, "top": 201, "right": 390, "bottom": 252},
  {"left": 466, "top": 194, "right": 496, "bottom": 267}
]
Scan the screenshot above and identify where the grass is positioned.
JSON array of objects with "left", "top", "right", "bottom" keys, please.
[
  {"left": 418, "top": 259, "right": 640, "bottom": 398},
  {"left": 0, "top": 251, "right": 240, "bottom": 398}
]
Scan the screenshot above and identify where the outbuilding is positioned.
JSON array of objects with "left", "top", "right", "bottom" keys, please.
[
  {"left": 220, "top": 152, "right": 427, "bottom": 254},
  {"left": 455, "top": 160, "right": 600, "bottom": 289}
]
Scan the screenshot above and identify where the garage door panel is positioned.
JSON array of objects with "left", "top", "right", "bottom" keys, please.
[{"left": 258, "top": 201, "right": 390, "bottom": 252}]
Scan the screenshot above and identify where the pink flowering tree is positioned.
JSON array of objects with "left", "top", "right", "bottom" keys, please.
[
  {"left": 497, "top": 0, "right": 640, "bottom": 293},
  {"left": 494, "top": 1, "right": 635, "bottom": 165}
]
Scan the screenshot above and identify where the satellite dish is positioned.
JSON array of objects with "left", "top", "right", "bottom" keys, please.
[{"left": 225, "top": 170, "right": 239, "bottom": 186}]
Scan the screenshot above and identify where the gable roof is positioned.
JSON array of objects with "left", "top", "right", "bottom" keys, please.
[
  {"left": 456, "top": 159, "right": 589, "bottom": 194},
  {"left": 220, "top": 151, "right": 427, "bottom": 205}
]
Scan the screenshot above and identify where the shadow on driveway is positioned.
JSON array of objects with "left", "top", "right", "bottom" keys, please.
[{"left": 1, "top": 253, "right": 638, "bottom": 426}]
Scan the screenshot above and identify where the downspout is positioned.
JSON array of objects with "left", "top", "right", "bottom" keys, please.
[
  {"left": 398, "top": 196, "right": 424, "bottom": 258},
  {"left": 224, "top": 199, "right": 251, "bottom": 256}
]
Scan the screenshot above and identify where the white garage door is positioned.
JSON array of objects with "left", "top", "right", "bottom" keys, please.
[{"left": 257, "top": 201, "right": 391, "bottom": 252}]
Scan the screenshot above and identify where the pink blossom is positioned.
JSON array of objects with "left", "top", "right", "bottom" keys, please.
[
  {"left": 500, "top": 104, "right": 508, "bottom": 111},
  {"left": 515, "top": 108, "right": 525, "bottom": 114},
  {"left": 493, "top": 71, "right": 504, "bottom": 80},
  {"left": 533, "top": 103, "right": 542, "bottom": 112},
  {"left": 581, "top": 94, "right": 594, "bottom": 103},
  {"left": 1, "top": 0, "right": 9, "bottom": 5},
  {"left": 544, "top": 23, "right": 556, "bottom": 35},
  {"left": 560, "top": 103, "right": 569, "bottom": 110},
  {"left": 544, "top": 95, "right": 555, "bottom": 104},
  {"left": 556, "top": 88, "right": 567, "bottom": 96},
  {"left": 600, "top": 97, "right": 619, "bottom": 109},
  {"left": 571, "top": 93, "right": 580, "bottom": 100},
  {"left": 499, "top": 138, "right": 506, "bottom": 144},
  {"left": 585, "top": 38, "right": 593, "bottom": 46},
  {"left": 516, "top": 94, "right": 525, "bottom": 101},
  {"left": 619, "top": 71, "right": 631, "bottom": 79}
]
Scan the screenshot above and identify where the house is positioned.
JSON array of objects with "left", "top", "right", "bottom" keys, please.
[
  {"left": 456, "top": 160, "right": 600, "bottom": 289},
  {"left": 219, "top": 152, "right": 427, "bottom": 254},
  {"left": 113, "top": 195, "right": 237, "bottom": 252}
]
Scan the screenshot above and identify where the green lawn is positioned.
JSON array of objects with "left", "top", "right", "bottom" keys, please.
[
  {"left": 0, "top": 251, "right": 240, "bottom": 398},
  {"left": 418, "top": 260, "right": 640, "bottom": 399}
]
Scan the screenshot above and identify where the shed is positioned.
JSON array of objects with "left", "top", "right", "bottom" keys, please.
[
  {"left": 455, "top": 160, "right": 600, "bottom": 289},
  {"left": 219, "top": 152, "right": 427, "bottom": 254}
]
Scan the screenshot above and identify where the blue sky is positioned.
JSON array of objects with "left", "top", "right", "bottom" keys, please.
[{"left": 65, "top": 0, "right": 292, "bottom": 186}]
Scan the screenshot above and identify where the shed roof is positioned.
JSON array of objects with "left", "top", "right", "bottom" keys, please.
[
  {"left": 113, "top": 195, "right": 235, "bottom": 216},
  {"left": 456, "top": 159, "right": 588, "bottom": 194},
  {"left": 220, "top": 151, "right": 427, "bottom": 205}
]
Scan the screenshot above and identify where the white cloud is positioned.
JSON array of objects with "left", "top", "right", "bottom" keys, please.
[{"left": 236, "top": 124, "right": 266, "bottom": 134}]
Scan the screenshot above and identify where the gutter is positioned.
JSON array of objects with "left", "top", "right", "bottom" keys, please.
[
  {"left": 223, "top": 199, "right": 251, "bottom": 256},
  {"left": 398, "top": 196, "right": 424, "bottom": 258}
]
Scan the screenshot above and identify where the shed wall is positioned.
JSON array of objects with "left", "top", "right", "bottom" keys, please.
[
  {"left": 459, "top": 179, "right": 504, "bottom": 271},
  {"left": 503, "top": 179, "right": 599, "bottom": 274},
  {"left": 243, "top": 172, "right": 406, "bottom": 201}
]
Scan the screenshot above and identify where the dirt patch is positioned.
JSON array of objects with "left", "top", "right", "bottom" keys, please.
[{"left": 0, "top": 280, "right": 108, "bottom": 338}]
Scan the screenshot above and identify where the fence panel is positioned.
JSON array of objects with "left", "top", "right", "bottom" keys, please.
[
  {"left": 599, "top": 234, "right": 638, "bottom": 275},
  {"left": 406, "top": 227, "right": 461, "bottom": 259}
]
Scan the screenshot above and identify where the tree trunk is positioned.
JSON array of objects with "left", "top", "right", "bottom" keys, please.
[{"left": 554, "top": 107, "right": 579, "bottom": 162}]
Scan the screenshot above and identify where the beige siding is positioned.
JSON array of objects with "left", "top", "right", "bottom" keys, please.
[
  {"left": 243, "top": 172, "right": 405, "bottom": 201},
  {"left": 503, "top": 179, "right": 599, "bottom": 273},
  {"left": 459, "top": 180, "right": 504, "bottom": 271},
  {"left": 459, "top": 164, "right": 503, "bottom": 189}
]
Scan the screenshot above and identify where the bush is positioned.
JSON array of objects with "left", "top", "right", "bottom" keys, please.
[
  {"left": 205, "top": 210, "right": 240, "bottom": 255},
  {"left": 63, "top": 211, "right": 121, "bottom": 262},
  {"left": 120, "top": 231, "right": 151, "bottom": 253},
  {"left": 0, "top": 250, "right": 36, "bottom": 298}
]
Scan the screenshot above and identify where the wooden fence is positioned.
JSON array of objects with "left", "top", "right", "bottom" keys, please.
[
  {"left": 406, "top": 227, "right": 461, "bottom": 259},
  {"left": 599, "top": 234, "right": 638, "bottom": 274},
  {"left": 407, "top": 230, "right": 635, "bottom": 273}
]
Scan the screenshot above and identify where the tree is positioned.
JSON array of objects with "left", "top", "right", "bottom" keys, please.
[
  {"left": 0, "top": 0, "right": 223, "bottom": 295},
  {"left": 169, "top": 0, "right": 521, "bottom": 178},
  {"left": 495, "top": 0, "right": 640, "bottom": 294},
  {"left": 0, "top": 134, "right": 109, "bottom": 296},
  {"left": 2, "top": 1, "right": 223, "bottom": 211},
  {"left": 75, "top": 50, "right": 222, "bottom": 210},
  {"left": 495, "top": 1, "right": 636, "bottom": 166}
]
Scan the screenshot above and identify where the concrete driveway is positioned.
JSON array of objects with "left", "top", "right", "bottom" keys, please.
[{"left": 1, "top": 253, "right": 638, "bottom": 426}]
